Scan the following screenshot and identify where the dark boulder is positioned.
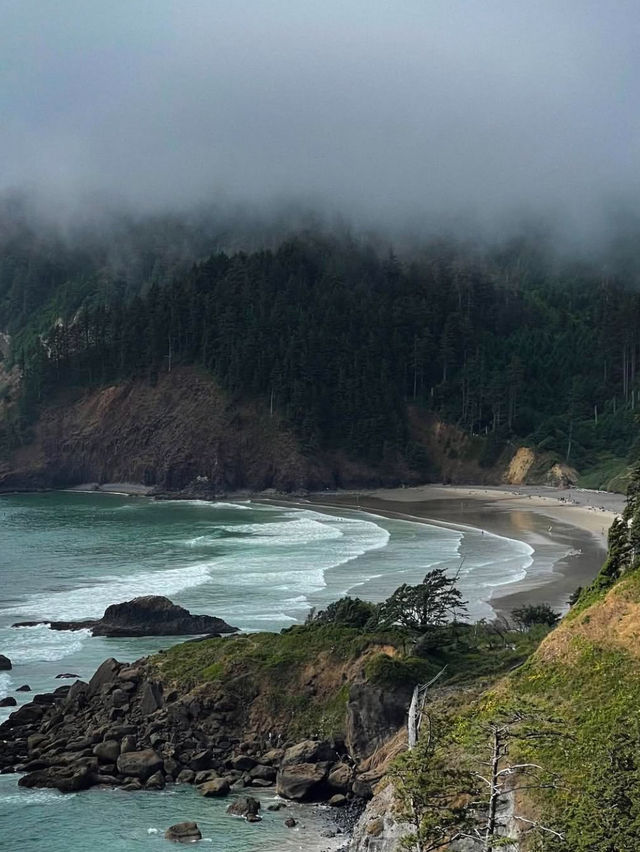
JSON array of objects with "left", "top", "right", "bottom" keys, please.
[
  {"left": 229, "top": 754, "right": 256, "bottom": 771},
  {"left": 65, "top": 681, "right": 89, "bottom": 707},
  {"left": 120, "top": 735, "right": 137, "bottom": 754},
  {"left": 197, "top": 777, "right": 230, "bottom": 797},
  {"left": 194, "top": 770, "right": 219, "bottom": 784},
  {"left": 56, "top": 767, "right": 94, "bottom": 793},
  {"left": 93, "top": 740, "right": 120, "bottom": 763},
  {"left": 109, "top": 688, "right": 129, "bottom": 708},
  {"left": 55, "top": 673, "right": 79, "bottom": 679},
  {"left": 165, "top": 822, "right": 202, "bottom": 843},
  {"left": 281, "top": 740, "right": 338, "bottom": 766},
  {"left": 0, "top": 697, "right": 17, "bottom": 707},
  {"left": 260, "top": 747, "right": 284, "bottom": 765},
  {"left": 16, "top": 685, "right": 31, "bottom": 692},
  {"left": 327, "top": 763, "right": 352, "bottom": 793},
  {"left": 226, "top": 796, "right": 261, "bottom": 818},
  {"left": 0, "top": 655, "right": 11, "bottom": 670},
  {"left": 276, "top": 763, "right": 329, "bottom": 801},
  {"left": 88, "top": 659, "right": 121, "bottom": 696},
  {"left": 7, "top": 702, "right": 44, "bottom": 725},
  {"left": 19, "top": 766, "right": 93, "bottom": 793},
  {"left": 175, "top": 769, "right": 196, "bottom": 784},
  {"left": 188, "top": 749, "right": 213, "bottom": 771},
  {"left": 33, "top": 693, "right": 56, "bottom": 705},
  {"left": 140, "top": 680, "right": 163, "bottom": 715},
  {"left": 249, "top": 764, "right": 276, "bottom": 782},
  {"left": 145, "top": 770, "right": 166, "bottom": 790},
  {"left": 116, "top": 749, "right": 163, "bottom": 780},
  {"left": 352, "top": 775, "right": 374, "bottom": 800}
]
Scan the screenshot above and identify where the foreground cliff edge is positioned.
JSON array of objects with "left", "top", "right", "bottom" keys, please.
[{"left": 364, "top": 469, "right": 640, "bottom": 852}]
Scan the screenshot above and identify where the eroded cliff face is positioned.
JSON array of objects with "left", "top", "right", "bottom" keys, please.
[
  {"left": 0, "top": 363, "right": 575, "bottom": 494},
  {"left": 0, "top": 367, "right": 420, "bottom": 493}
]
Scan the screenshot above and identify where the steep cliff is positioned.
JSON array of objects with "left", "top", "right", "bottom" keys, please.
[
  {"left": 0, "top": 363, "right": 577, "bottom": 494},
  {"left": 0, "top": 366, "right": 422, "bottom": 492}
]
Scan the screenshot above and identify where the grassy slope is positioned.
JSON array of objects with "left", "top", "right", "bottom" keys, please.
[
  {"left": 508, "top": 572, "right": 640, "bottom": 848},
  {"left": 414, "top": 571, "right": 640, "bottom": 850},
  {"left": 151, "top": 622, "right": 546, "bottom": 745},
  {"left": 154, "top": 625, "right": 405, "bottom": 740}
]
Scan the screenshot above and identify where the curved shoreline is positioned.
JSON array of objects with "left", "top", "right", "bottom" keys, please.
[{"left": 273, "top": 484, "right": 619, "bottom": 620}]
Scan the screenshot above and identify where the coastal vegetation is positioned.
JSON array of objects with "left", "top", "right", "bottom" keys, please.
[{"left": 155, "top": 572, "right": 548, "bottom": 741}]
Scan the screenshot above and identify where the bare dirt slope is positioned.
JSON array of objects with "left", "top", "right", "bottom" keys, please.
[
  {"left": 0, "top": 367, "right": 315, "bottom": 491},
  {"left": 0, "top": 367, "right": 416, "bottom": 492}
]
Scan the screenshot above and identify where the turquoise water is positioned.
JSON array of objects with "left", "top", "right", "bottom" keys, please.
[
  {"left": 0, "top": 778, "right": 342, "bottom": 852},
  {"left": 0, "top": 492, "right": 536, "bottom": 851}
]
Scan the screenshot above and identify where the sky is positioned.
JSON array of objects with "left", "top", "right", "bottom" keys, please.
[{"left": 1, "top": 1, "right": 639, "bottom": 237}]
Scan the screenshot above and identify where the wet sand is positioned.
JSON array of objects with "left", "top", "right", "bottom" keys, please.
[{"left": 296, "top": 484, "right": 624, "bottom": 620}]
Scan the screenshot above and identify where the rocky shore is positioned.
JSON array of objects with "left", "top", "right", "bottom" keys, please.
[{"left": 0, "top": 646, "right": 407, "bottom": 829}]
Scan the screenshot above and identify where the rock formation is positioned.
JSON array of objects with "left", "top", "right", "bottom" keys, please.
[
  {"left": 11, "top": 595, "right": 238, "bottom": 637},
  {"left": 164, "top": 822, "right": 202, "bottom": 843}
]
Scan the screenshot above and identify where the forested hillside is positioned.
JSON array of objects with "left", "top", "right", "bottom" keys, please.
[{"left": 2, "top": 204, "right": 640, "bottom": 490}]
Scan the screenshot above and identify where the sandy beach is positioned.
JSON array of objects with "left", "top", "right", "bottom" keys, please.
[{"left": 297, "top": 484, "right": 625, "bottom": 621}]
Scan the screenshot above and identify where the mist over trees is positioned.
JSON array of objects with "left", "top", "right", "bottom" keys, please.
[{"left": 2, "top": 206, "right": 640, "bottom": 478}]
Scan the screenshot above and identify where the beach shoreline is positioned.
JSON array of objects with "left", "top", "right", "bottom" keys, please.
[{"left": 276, "top": 483, "right": 624, "bottom": 621}]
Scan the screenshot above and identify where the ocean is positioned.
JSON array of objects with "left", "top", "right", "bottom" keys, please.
[{"left": 0, "top": 491, "right": 538, "bottom": 851}]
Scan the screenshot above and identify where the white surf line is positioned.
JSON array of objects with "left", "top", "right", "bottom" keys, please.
[
  {"left": 257, "top": 497, "right": 540, "bottom": 619},
  {"left": 256, "top": 496, "right": 533, "bottom": 559}
]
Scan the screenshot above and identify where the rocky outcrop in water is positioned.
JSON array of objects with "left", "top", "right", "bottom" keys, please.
[
  {"left": 0, "top": 654, "right": 12, "bottom": 670},
  {"left": 11, "top": 596, "right": 238, "bottom": 637},
  {"left": 165, "top": 822, "right": 202, "bottom": 843}
]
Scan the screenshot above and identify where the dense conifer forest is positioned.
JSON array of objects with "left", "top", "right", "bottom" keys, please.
[{"left": 2, "top": 210, "right": 640, "bottom": 483}]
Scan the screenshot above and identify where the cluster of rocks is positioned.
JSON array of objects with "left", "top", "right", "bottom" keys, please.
[{"left": 0, "top": 655, "right": 383, "bottom": 807}]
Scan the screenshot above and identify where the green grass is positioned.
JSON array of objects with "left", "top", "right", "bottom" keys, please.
[
  {"left": 155, "top": 624, "right": 405, "bottom": 688},
  {"left": 400, "top": 575, "right": 640, "bottom": 850},
  {"left": 577, "top": 453, "right": 631, "bottom": 492}
]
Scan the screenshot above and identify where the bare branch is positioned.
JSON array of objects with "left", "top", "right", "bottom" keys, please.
[{"left": 513, "top": 816, "right": 564, "bottom": 840}]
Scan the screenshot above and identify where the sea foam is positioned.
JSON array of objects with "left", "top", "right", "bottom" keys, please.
[{"left": 1, "top": 624, "right": 91, "bottom": 663}]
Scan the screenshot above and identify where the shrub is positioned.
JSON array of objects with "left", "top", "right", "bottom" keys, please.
[
  {"left": 305, "top": 596, "right": 378, "bottom": 629},
  {"left": 511, "top": 603, "right": 560, "bottom": 630}
]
